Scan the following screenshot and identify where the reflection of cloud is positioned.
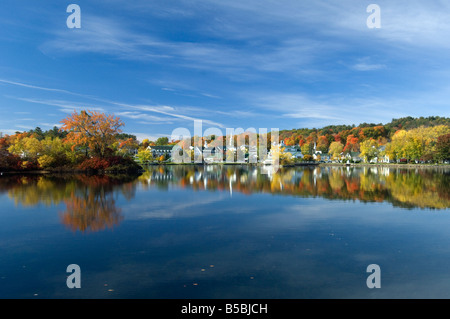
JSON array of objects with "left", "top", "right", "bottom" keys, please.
[
  {"left": 132, "top": 166, "right": 450, "bottom": 211},
  {"left": 124, "top": 193, "right": 228, "bottom": 219}
]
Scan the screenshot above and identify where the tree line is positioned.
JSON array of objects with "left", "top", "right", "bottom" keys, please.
[
  {"left": 0, "top": 110, "right": 141, "bottom": 172},
  {"left": 279, "top": 116, "right": 450, "bottom": 163},
  {"left": 1, "top": 112, "right": 449, "bottom": 172}
]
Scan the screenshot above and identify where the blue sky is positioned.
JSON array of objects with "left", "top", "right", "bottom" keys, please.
[{"left": 0, "top": 0, "right": 449, "bottom": 142}]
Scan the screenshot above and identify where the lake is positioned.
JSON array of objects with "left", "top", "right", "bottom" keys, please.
[{"left": 0, "top": 165, "right": 449, "bottom": 298}]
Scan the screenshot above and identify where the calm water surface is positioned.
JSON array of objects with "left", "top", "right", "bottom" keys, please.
[{"left": 0, "top": 165, "right": 449, "bottom": 298}]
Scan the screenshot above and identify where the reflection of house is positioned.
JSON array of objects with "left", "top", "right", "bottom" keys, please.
[{"left": 146, "top": 145, "right": 174, "bottom": 157}]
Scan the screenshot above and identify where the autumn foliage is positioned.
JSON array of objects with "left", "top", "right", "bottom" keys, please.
[
  {"left": 1, "top": 114, "right": 450, "bottom": 172},
  {"left": 0, "top": 110, "right": 143, "bottom": 172},
  {"left": 278, "top": 116, "right": 450, "bottom": 163},
  {"left": 60, "top": 110, "right": 124, "bottom": 158}
]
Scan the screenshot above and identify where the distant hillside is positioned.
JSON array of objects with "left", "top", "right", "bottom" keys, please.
[
  {"left": 384, "top": 116, "right": 450, "bottom": 132},
  {"left": 276, "top": 116, "right": 450, "bottom": 162},
  {"left": 280, "top": 116, "right": 450, "bottom": 138}
]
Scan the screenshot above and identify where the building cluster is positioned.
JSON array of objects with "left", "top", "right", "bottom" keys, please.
[{"left": 140, "top": 139, "right": 392, "bottom": 164}]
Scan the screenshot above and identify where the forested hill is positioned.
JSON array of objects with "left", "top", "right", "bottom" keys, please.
[
  {"left": 384, "top": 116, "right": 450, "bottom": 131},
  {"left": 277, "top": 116, "right": 450, "bottom": 162},
  {"left": 281, "top": 116, "right": 449, "bottom": 137},
  {"left": 279, "top": 116, "right": 450, "bottom": 143}
]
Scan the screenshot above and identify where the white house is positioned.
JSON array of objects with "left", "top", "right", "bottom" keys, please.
[{"left": 146, "top": 145, "right": 174, "bottom": 157}]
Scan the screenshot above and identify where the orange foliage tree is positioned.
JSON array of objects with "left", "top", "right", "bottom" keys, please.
[
  {"left": 343, "top": 134, "right": 360, "bottom": 153},
  {"left": 60, "top": 110, "right": 124, "bottom": 158}
]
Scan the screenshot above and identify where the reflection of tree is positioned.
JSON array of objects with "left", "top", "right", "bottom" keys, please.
[
  {"left": 138, "top": 165, "right": 450, "bottom": 209},
  {"left": 2, "top": 173, "right": 138, "bottom": 232},
  {"left": 385, "top": 170, "right": 450, "bottom": 209},
  {"left": 60, "top": 191, "right": 122, "bottom": 232},
  {"left": 5, "top": 176, "right": 76, "bottom": 207}
]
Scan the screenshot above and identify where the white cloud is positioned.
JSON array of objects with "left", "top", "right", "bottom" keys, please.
[
  {"left": 10, "top": 97, "right": 105, "bottom": 113},
  {"left": 352, "top": 57, "right": 386, "bottom": 71},
  {"left": 129, "top": 132, "right": 170, "bottom": 143},
  {"left": 3, "top": 0, "right": 450, "bottom": 135},
  {"left": 40, "top": 16, "right": 172, "bottom": 61},
  {"left": 0, "top": 129, "right": 20, "bottom": 136},
  {"left": 115, "top": 111, "right": 173, "bottom": 123},
  {"left": 38, "top": 10, "right": 335, "bottom": 79},
  {"left": 0, "top": 78, "right": 73, "bottom": 94},
  {"left": 15, "top": 124, "right": 34, "bottom": 130},
  {"left": 246, "top": 91, "right": 435, "bottom": 128},
  {"left": 1, "top": 77, "right": 228, "bottom": 132},
  {"left": 125, "top": 104, "right": 226, "bottom": 128}
]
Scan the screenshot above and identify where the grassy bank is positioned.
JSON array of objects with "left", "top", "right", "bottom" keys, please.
[{"left": 318, "top": 162, "right": 450, "bottom": 169}]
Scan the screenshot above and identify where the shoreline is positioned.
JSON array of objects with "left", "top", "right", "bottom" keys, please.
[
  {"left": 1, "top": 162, "right": 449, "bottom": 175},
  {"left": 317, "top": 162, "right": 450, "bottom": 169}
]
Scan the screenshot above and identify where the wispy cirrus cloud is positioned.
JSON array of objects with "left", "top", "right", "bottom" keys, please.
[
  {"left": 0, "top": 78, "right": 79, "bottom": 95},
  {"left": 125, "top": 104, "right": 226, "bottom": 128},
  {"left": 2, "top": 0, "right": 450, "bottom": 137},
  {"left": 40, "top": 16, "right": 172, "bottom": 61},
  {"left": 10, "top": 96, "right": 106, "bottom": 113},
  {"left": 2, "top": 78, "right": 227, "bottom": 130},
  {"left": 351, "top": 57, "right": 386, "bottom": 72},
  {"left": 36, "top": 0, "right": 450, "bottom": 89},
  {"left": 249, "top": 87, "right": 450, "bottom": 129},
  {"left": 38, "top": 10, "right": 333, "bottom": 79},
  {"left": 115, "top": 111, "right": 174, "bottom": 124}
]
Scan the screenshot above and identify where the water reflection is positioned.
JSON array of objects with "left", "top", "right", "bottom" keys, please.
[
  {"left": 0, "top": 174, "right": 137, "bottom": 232},
  {"left": 59, "top": 175, "right": 131, "bottom": 232},
  {"left": 0, "top": 166, "right": 448, "bottom": 233},
  {"left": 138, "top": 165, "right": 450, "bottom": 210}
]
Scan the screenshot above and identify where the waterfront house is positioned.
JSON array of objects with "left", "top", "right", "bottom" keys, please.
[
  {"left": 146, "top": 145, "right": 174, "bottom": 158},
  {"left": 284, "top": 146, "right": 303, "bottom": 159},
  {"left": 342, "top": 152, "right": 362, "bottom": 162},
  {"left": 376, "top": 145, "right": 390, "bottom": 163}
]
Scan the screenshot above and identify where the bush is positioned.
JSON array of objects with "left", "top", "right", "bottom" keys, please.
[
  {"left": 78, "top": 157, "right": 110, "bottom": 170},
  {"left": 0, "top": 152, "right": 21, "bottom": 171},
  {"left": 21, "top": 160, "right": 40, "bottom": 171},
  {"left": 78, "top": 156, "right": 142, "bottom": 172}
]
